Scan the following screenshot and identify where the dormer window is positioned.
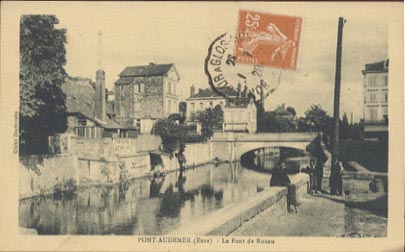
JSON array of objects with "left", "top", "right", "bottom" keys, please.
[{"left": 78, "top": 115, "right": 87, "bottom": 126}]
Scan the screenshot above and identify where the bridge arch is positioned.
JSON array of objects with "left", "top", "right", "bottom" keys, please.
[{"left": 211, "top": 132, "right": 318, "bottom": 161}]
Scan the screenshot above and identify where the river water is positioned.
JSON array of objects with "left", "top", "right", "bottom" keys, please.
[
  {"left": 19, "top": 147, "right": 308, "bottom": 235},
  {"left": 19, "top": 162, "right": 272, "bottom": 235}
]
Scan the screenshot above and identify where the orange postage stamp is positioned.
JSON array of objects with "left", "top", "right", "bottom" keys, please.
[{"left": 235, "top": 10, "right": 303, "bottom": 70}]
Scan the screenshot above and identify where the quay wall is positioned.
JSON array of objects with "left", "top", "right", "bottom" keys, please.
[
  {"left": 19, "top": 138, "right": 215, "bottom": 199},
  {"left": 170, "top": 173, "right": 309, "bottom": 236},
  {"left": 161, "top": 142, "right": 214, "bottom": 172},
  {"left": 19, "top": 154, "right": 77, "bottom": 199}
]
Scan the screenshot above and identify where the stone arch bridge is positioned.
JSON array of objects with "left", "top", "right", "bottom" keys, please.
[{"left": 211, "top": 132, "right": 319, "bottom": 161}]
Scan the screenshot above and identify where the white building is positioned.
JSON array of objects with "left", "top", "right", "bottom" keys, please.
[
  {"left": 361, "top": 59, "right": 388, "bottom": 139},
  {"left": 185, "top": 85, "right": 236, "bottom": 121},
  {"left": 223, "top": 98, "right": 257, "bottom": 133}
]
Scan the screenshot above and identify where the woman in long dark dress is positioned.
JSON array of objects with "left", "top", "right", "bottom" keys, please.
[{"left": 270, "top": 160, "right": 298, "bottom": 213}]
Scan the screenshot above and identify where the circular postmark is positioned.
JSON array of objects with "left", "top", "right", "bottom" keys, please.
[{"left": 204, "top": 32, "right": 283, "bottom": 102}]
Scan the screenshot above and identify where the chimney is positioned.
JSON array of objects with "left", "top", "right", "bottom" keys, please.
[
  {"left": 95, "top": 70, "right": 106, "bottom": 122},
  {"left": 190, "top": 84, "right": 195, "bottom": 97}
]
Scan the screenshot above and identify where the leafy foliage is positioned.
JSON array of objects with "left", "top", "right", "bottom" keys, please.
[
  {"left": 304, "top": 104, "right": 332, "bottom": 132},
  {"left": 153, "top": 118, "right": 187, "bottom": 158},
  {"left": 197, "top": 105, "right": 224, "bottom": 140},
  {"left": 258, "top": 104, "right": 297, "bottom": 132},
  {"left": 20, "top": 15, "right": 68, "bottom": 155}
]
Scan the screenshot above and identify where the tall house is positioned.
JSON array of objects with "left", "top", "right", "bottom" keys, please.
[
  {"left": 114, "top": 63, "right": 180, "bottom": 134},
  {"left": 361, "top": 59, "right": 389, "bottom": 139}
]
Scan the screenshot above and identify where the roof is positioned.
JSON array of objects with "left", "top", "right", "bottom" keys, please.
[
  {"left": 119, "top": 63, "right": 174, "bottom": 77},
  {"left": 362, "top": 59, "right": 389, "bottom": 74},
  {"left": 188, "top": 86, "right": 238, "bottom": 99},
  {"left": 62, "top": 77, "right": 96, "bottom": 119},
  {"left": 62, "top": 77, "right": 132, "bottom": 130},
  {"left": 225, "top": 97, "right": 255, "bottom": 108}
]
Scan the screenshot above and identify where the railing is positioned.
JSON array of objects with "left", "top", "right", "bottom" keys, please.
[
  {"left": 74, "top": 126, "right": 102, "bottom": 139},
  {"left": 212, "top": 132, "right": 318, "bottom": 142}
]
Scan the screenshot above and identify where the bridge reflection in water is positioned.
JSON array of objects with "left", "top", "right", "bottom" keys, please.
[
  {"left": 19, "top": 162, "right": 272, "bottom": 235},
  {"left": 241, "top": 147, "right": 311, "bottom": 174}
]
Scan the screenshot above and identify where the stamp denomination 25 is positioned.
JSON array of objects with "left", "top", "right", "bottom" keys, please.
[{"left": 235, "top": 10, "right": 303, "bottom": 70}]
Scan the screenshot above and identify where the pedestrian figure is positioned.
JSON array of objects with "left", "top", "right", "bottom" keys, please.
[
  {"left": 315, "top": 159, "right": 324, "bottom": 193},
  {"left": 305, "top": 134, "right": 328, "bottom": 194},
  {"left": 302, "top": 158, "right": 318, "bottom": 194},
  {"left": 270, "top": 160, "right": 299, "bottom": 213}
]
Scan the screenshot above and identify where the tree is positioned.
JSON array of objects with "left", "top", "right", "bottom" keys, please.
[
  {"left": 286, "top": 106, "right": 297, "bottom": 117},
  {"left": 198, "top": 108, "right": 215, "bottom": 140},
  {"left": 153, "top": 118, "right": 187, "bottom": 158},
  {"left": 255, "top": 101, "right": 265, "bottom": 132},
  {"left": 213, "top": 105, "right": 224, "bottom": 130},
  {"left": 179, "top": 101, "right": 187, "bottom": 119},
  {"left": 20, "top": 15, "right": 68, "bottom": 155},
  {"left": 340, "top": 113, "right": 350, "bottom": 139},
  {"left": 304, "top": 104, "right": 331, "bottom": 132}
]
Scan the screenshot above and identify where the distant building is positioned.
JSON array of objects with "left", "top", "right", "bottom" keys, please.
[
  {"left": 186, "top": 85, "right": 237, "bottom": 121},
  {"left": 114, "top": 63, "right": 180, "bottom": 134},
  {"left": 361, "top": 59, "right": 389, "bottom": 140},
  {"left": 62, "top": 71, "right": 136, "bottom": 139},
  {"left": 223, "top": 98, "right": 257, "bottom": 133}
]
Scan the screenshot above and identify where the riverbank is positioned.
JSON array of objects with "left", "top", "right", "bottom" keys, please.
[
  {"left": 19, "top": 141, "right": 215, "bottom": 200},
  {"left": 170, "top": 173, "right": 309, "bottom": 236},
  {"left": 230, "top": 191, "right": 387, "bottom": 237},
  {"left": 19, "top": 161, "right": 272, "bottom": 235}
]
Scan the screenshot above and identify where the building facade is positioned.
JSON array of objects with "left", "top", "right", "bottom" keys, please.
[
  {"left": 114, "top": 63, "right": 180, "bottom": 133},
  {"left": 61, "top": 72, "right": 137, "bottom": 140},
  {"left": 361, "top": 59, "right": 389, "bottom": 140},
  {"left": 223, "top": 98, "right": 257, "bottom": 133},
  {"left": 186, "top": 85, "right": 236, "bottom": 121}
]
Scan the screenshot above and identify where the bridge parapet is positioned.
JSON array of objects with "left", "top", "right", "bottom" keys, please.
[
  {"left": 211, "top": 132, "right": 320, "bottom": 161},
  {"left": 212, "top": 132, "right": 318, "bottom": 142}
]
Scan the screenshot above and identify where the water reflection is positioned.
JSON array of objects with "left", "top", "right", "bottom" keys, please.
[
  {"left": 19, "top": 162, "right": 269, "bottom": 235},
  {"left": 241, "top": 147, "right": 310, "bottom": 174}
]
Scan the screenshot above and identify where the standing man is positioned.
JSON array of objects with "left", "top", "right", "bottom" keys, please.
[{"left": 315, "top": 159, "right": 324, "bottom": 193}]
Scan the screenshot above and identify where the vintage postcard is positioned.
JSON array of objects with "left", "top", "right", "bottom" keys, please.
[{"left": 0, "top": 1, "right": 403, "bottom": 251}]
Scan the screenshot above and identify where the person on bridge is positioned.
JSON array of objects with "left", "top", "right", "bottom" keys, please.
[{"left": 270, "top": 160, "right": 299, "bottom": 213}]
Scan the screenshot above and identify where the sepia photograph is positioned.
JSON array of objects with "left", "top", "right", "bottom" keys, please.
[{"left": 0, "top": 1, "right": 403, "bottom": 251}]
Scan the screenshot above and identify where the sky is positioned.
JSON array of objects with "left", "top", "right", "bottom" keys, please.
[{"left": 49, "top": 2, "right": 388, "bottom": 122}]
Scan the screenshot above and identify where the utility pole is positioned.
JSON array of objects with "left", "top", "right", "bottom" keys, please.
[{"left": 330, "top": 17, "right": 345, "bottom": 195}]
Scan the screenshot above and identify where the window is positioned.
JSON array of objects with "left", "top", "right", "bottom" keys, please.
[
  {"left": 382, "top": 107, "right": 388, "bottom": 117},
  {"left": 383, "top": 91, "right": 388, "bottom": 103},
  {"left": 383, "top": 76, "right": 388, "bottom": 86},
  {"left": 168, "top": 100, "right": 171, "bottom": 113},
  {"left": 368, "top": 77, "right": 376, "bottom": 87},
  {"left": 209, "top": 101, "right": 213, "bottom": 108},
  {"left": 134, "top": 83, "right": 143, "bottom": 94},
  {"left": 174, "top": 101, "right": 177, "bottom": 113},
  {"left": 191, "top": 103, "right": 195, "bottom": 111},
  {"left": 369, "top": 92, "right": 377, "bottom": 102},
  {"left": 219, "top": 101, "right": 224, "bottom": 108},
  {"left": 199, "top": 102, "right": 203, "bottom": 110},
  {"left": 369, "top": 107, "right": 377, "bottom": 121},
  {"left": 168, "top": 82, "right": 171, "bottom": 94},
  {"left": 78, "top": 115, "right": 87, "bottom": 126},
  {"left": 173, "top": 83, "right": 176, "bottom": 95}
]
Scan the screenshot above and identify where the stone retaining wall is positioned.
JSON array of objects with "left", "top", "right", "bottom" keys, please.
[{"left": 170, "top": 173, "right": 308, "bottom": 236}]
